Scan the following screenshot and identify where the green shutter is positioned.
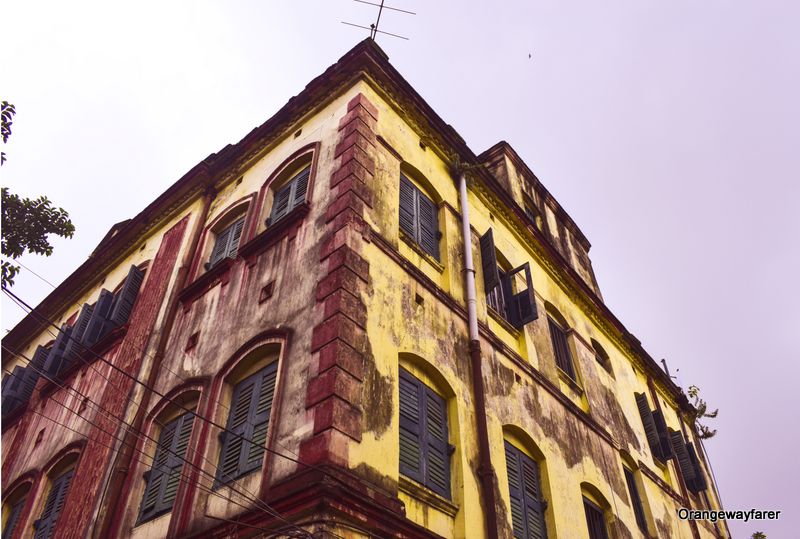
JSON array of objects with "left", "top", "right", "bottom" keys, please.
[
  {"left": 505, "top": 263, "right": 538, "bottom": 329},
  {"left": 2, "top": 497, "right": 25, "bottom": 539},
  {"left": 83, "top": 289, "right": 116, "bottom": 347},
  {"left": 624, "top": 468, "right": 647, "bottom": 532},
  {"left": 424, "top": 387, "right": 450, "bottom": 498},
  {"left": 244, "top": 363, "right": 278, "bottom": 471},
  {"left": 636, "top": 393, "right": 664, "bottom": 461},
  {"left": 583, "top": 497, "right": 609, "bottom": 539},
  {"left": 226, "top": 218, "right": 245, "bottom": 259},
  {"left": 548, "top": 318, "right": 574, "bottom": 379},
  {"left": 669, "top": 429, "right": 696, "bottom": 483},
  {"left": 399, "top": 371, "right": 423, "bottom": 483},
  {"left": 34, "top": 469, "right": 73, "bottom": 539},
  {"left": 417, "top": 190, "right": 439, "bottom": 259},
  {"left": 289, "top": 167, "right": 310, "bottom": 211},
  {"left": 505, "top": 442, "right": 547, "bottom": 539},
  {"left": 685, "top": 442, "right": 707, "bottom": 493},
  {"left": 109, "top": 265, "right": 145, "bottom": 327},
  {"left": 480, "top": 229, "right": 501, "bottom": 292}
]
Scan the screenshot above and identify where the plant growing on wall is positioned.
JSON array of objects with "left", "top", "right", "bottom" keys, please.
[{"left": 687, "top": 385, "right": 718, "bottom": 439}]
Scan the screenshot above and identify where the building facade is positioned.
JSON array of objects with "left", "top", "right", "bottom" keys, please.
[{"left": 2, "top": 40, "right": 728, "bottom": 539}]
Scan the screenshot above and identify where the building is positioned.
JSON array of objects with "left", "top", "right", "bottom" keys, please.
[{"left": 1, "top": 39, "right": 729, "bottom": 539}]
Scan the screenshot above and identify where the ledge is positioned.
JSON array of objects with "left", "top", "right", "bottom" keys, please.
[
  {"left": 487, "top": 307, "right": 522, "bottom": 338},
  {"left": 399, "top": 230, "right": 444, "bottom": 274},
  {"left": 398, "top": 476, "right": 459, "bottom": 518},
  {"left": 557, "top": 367, "right": 584, "bottom": 395},
  {"left": 179, "top": 257, "right": 235, "bottom": 305},
  {"left": 238, "top": 203, "right": 310, "bottom": 260}
]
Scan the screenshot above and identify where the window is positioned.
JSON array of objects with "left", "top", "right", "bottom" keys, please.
[
  {"left": 634, "top": 393, "right": 672, "bottom": 462},
  {"left": 624, "top": 467, "right": 647, "bottom": 533},
  {"left": 2, "top": 489, "right": 27, "bottom": 539},
  {"left": 398, "top": 368, "right": 451, "bottom": 498},
  {"left": 33, "top": 469, "right": 73, "bottom": 539},
  {"left": 480, "top": 229, "right": 538, "bottom": 330},
  {"left": 668, "top": 430, "right": 708, "bottom": 494},
  {"left": 138, "top": 411, "right": 196, "bottom": 523},
  {"left": 547, "top": 316, "right": 575, "bottom": 379},
  {"left": 504, "top": 441, "right": 547, "bottom": 539},
  {"left": 216, "top": 362, "right": 278, "bottom": 485},
  {"left": 268, "top": 165, "right": 310, "bottom": 226},
  {"left": 399, "top": 173, "right": 440, "bottom": 260},
  {"left": 583, "top": 497, "right": 609, "bottom": 539},
  {"left": 207, "top": 217, "right": 245, "bottom": 269}
]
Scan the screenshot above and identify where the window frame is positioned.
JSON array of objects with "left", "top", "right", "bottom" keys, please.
[
  {"left": 504, "top": 440, "right": 547, "bottom": 539},
  {"left": 399, "top": 173, "right": 441, "bottom": 261},
  {"left": 266, "top": 164, "right": 311, "bottom": 227},
  {"left": 398, "top": 368, "right": 452, "bottom": 499},
  {"left": 206, "top": 216, "right": 246, "bottom": 270},
  {"left": 623, "top": 467, "right": 648, "bottom": 533},
  {"left": 547, "top": 316, "right": 575, "bottom": 380},
  {"left": 583, "top": 496, "right": 609, "bottom": 539}
]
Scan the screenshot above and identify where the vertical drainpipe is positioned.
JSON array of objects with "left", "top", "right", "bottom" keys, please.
[
  {"left": 96, "top": 182, "right": 216, "bottom": 539},
  {"left": 458, "top": 171, "right": 499, "bottom": 539}
]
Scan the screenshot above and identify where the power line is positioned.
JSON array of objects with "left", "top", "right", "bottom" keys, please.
[
  {"left": 1, "top": 256, "right": 57, "bottom": 288},
  {"left": 1, "top": 349, "right": 312, "bottom": 538}
]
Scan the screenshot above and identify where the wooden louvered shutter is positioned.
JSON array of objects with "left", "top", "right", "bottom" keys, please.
[
  {"left": 63, "top": 303, "right": 94, "bottom": 364},
  {"left": 83, "top": 289, "right": 116, "bottom": 346},
  {"left": 2, "top": 497, "right": 25, "bottom": 539},
  {"left": 548, "top": 318, "right": 574, "bottom": 379},
  {"left": 417, "top": 190, "right": 439, "bottom": 259},
  {"left": 669, "top": 429, "right": 696, "bottom": 483},
  {"left": 217, "top": 373, "right": 258, "bottom": 484},
  {"left": 398, "top": 371, "right": 423, "bottom": 484},
  {"left": 583, "top": 497, "right": 609, "bottom": 539},
  {"left": 505, "top": 442, "right": 547, "bottom": 539},
  {"left": 243, "top": 363, "right": 278, "bottom": 472},
  {"left": 43, "top": 327, "right": 72, "bottom": 378},
  {"left": 269, "top": 182, "right": 293, "bottom": 224},
  {"left": 139, "top": 418, "right": 177, "bottom": 520},
  {"left": 424, "top": 387, "right": 450, "bottom": 498},
  {"left": 624, "top": 468, "right": 647, "bottom": 532},
  {"left": 651, "top": 410, "right": 673, "bottom": 460},
  {"left": 109, "top": 265, "right": 145, "bottom": 327},
  {"left": 635, "top": 393, "right": 663, "bottom": 461},
  {"left": 1, "top": 366, "right": 25, "bottom": 415},
  {"left": 226, "top": 218, "right": 245, "bottom": 260},
  {"left": 480, "top": 229, "right": 501, "bottom": 292},
  {"left": 399, "top": 175, "right": 417, "bottom": 239},
  {"left": 289, "top": 166, "right": 310, "bottom": 211},
  {"left": 685, "top": 443, "right": 707, "bottom": 493},
  {"left": 35, "top": 469, "right": 73, "bottom": 539},
  {"left": 505, "top": 263, "right": 538, "bottom": 329},
  {"left": 208, "top": 226, "right": 232, "bottom": 269},
  {"left": 160, "top": 413, "right": 195, "bottom": 512}
]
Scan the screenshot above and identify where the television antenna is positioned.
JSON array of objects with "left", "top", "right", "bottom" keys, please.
[{"left": 342, "top": 0, "right": 415, "bottom": 41}]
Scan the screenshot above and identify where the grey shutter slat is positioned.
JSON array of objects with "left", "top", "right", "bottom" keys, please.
[
  {"left": 109, "top": 265, "right": 145, "bottom": 327},
  {"left": 245, "top": 363, "right": 278, "bottom": 470},
  {"left": 424, "top": 387, "right": 450, "bottom": 499},
  {"left": 83, "top": 289, "right": 116, "bottom": 346},
  {"left": 289, "top": 167, "right": 311, "bottom": 211},
  {"left": 398, "top": 370, "right": 423, "bottom": 483},
  {"left": 3, "top": 498, "right": 25, "bottom": 539},
  {"left": 161, "top": 413, "right": 195, "bottom": 512},
  {"left": 417, "top": 190, "right": 439, "bottom": 259},
  {"left": 505, "top": 443, "right": 526, "bottom": 539},
  {"left": 685, "top": 443, "right": 707, "bottom": 493},
  {"left": 651, "top": 410, "right": 673, "bottom": 460},
  {"left": 583, "top": 498, "right": 609, "bottom": 539},
  {"left": 208, "top": 226, "right": 231, "bottom": 268},
  {"left": 506, "top": 441, "right": 547, "bottom": 539},
  {"left": 624, "top": 468, "right": 647, "bottom": 532},
  {"left": 217, "top": 371, "right": 260, "bottom": 484},
  {"left": 635, "top": 393, "right": 663, "bottom": 461},
  {"left": 480, "top": 229, "right": 501, "bottom": 291},
  {"left": 669, "top": 429, "right": 696, "bottom": 483},
  {"left": 506, "top": 263, "right": 538, "bottom": 329},
  {"left": 548, "top": 318, "right": 574, "bottom": 379},
  {"left": 140, "top": 418, "right": 177, "bottom": 519},
  {"left": 269, "top": 182, "right": 293, "bottom": 224},
  {"left": 1, "top": 366, "right": 26, "bottom": 415},
  {"left": 35, "top": 469, "right": 73, "bottom": 539},
  {"left": 63, "top": 303, "right": 94, "bottom": 363},
  {"left": 399, "top": 175, "right": 417, "bottom": 238},
  {"left": 226, "top": 218, "right": 245, "bottom": 259},
  {"left": 43, "top": 327, "right": 73, "bottom": 379}
]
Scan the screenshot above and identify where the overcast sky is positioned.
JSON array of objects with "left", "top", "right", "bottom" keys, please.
[{"left": 3, "top": 1, "right": 798, "bottom": 536}]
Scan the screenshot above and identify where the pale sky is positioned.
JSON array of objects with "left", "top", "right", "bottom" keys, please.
[{"left": 3, "top": 1, "right": 798, "bottom": 536}]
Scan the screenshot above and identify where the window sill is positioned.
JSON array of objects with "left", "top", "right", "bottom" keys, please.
[
  {"left": 487, "top": 307, "right": 522, "bottom": 338},
  {"left": 557, "top": 367, "right": 583, "bottom": 395},
  {"left": 398, "top": 476, "right": 458, "bottom": 518},
  {"left": 179, "top": 257, "right": 235, "bottom": 305},
  {"left": 238, "top": 202, "right": 309, "bottom": 260},
  {"left": 399, "top": 230, "right": 444, "bottom": 274}
]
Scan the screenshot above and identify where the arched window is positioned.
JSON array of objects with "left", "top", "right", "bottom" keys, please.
[
  {"left": 205, "top": 208, "right": 248, "bottom": 271},
  {"left": 480, "top": 229, "right": 537, "bottom": 330},
  {"left": 137, "top": 394, "right": 199, "bottom": 524},
  {"left": 398, "top": 355, "right": 455, "bottom": 499},
  {"left": 590, "top": 338, "right": 612, "bottom": 375},
  {"left": 581, "top": 483, "right": 611, "bottom": 539},
  {"left": 215, "top": 343, "right": 282, "bottom": 486},
  {"left": 545, "top": 304, "right": 576, "bottom": 380},
  {"left": 399, "top": 169, "right": 441, "bottom": 260},
  {"left": 502, "top": 428, "right": 548, "bottom": 539},
  {"left": 34, "top": 457, "right": 78, "bottom": 539},
  {"left": 2, "top": 482, "right": 31, "bottom": 539},
  {"left": 265, "top": 156, "right": 312, "bottom": 227},
  {"left": 620, "top": 452, "right": 649, "bottom": 534}
]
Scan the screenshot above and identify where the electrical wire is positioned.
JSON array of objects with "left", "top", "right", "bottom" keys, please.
[{"left": 1, "top": 347, "right": 314, "bottom": 539}]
